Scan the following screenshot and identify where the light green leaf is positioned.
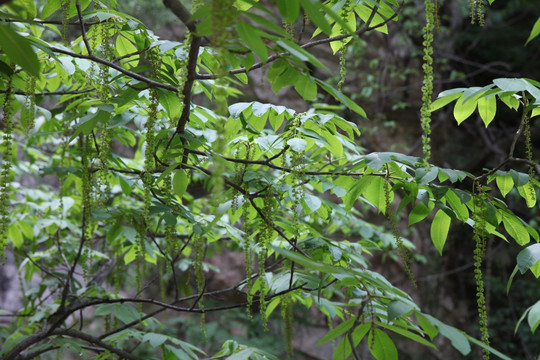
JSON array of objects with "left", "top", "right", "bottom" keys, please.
[
  {"left": 477, "top": 95, "right": 497, "bottom": 127},
  {"left": 516, "top": 243, "right": 540, "bottom": 274},
  {"left": 501, "top": 211, "right": 530, "bottom": 246},
  {"left": 495, "top": 172, "right": 513, "bottom": 197},
  {"left": 300, "top": 0, "right": 331, "bottom": 34},
  {"left": 0, "top": 24, "right": 40, "bottom": 77},
  {"left": 172, "top": 169, "right": 189, "bottom": 199},
  {"left": 41, "top": 0, "right": 61, "bottom": 19},
  {"left": 445, "top": 190, "right": 469, "bottom": 222},
  {"left": 368, "top": 328, "right": 397, "bottom": 360},
  {"left": 517, "top": 182, "right": 536, "bottom": 208},
  {"left": 430, "top": 93, "right": 462, "bottom": 112},
  {"left": 237, "top": 21, "right": 268, "bottom": 61},
  {"left": 409, "top": 201, "right": 434, "bottom": 226},
  {"left": 430, "top": 209, "right": 451, "bottom": 255},
  {"left": 8, "top": 223, "right": 23, "bottom": 248},
  {"left": 124, "top": 245, "right": 138, "bottom": 265},
  {"left": 287, "top": 138, "right": 307, "bottom": 152},
  {"left": 453, "top": 95, "right": 477, "bottom": 125},
  {"left": 525, "top": 17, "right": 540, "bottom": 45},
  {"left": 362, "top": 176, "right": 388, "bottom": 214},
  {"left": 320, "top": 130, "right": 343, "bottom": 156},
  {"left": 415, "top": 312, "right": 438, "bottom": 340},
  {"left": 6, "top": 0, "right": 37, "bottom": 19},
  {"left": 294, "top": 75, "right": 318, "bottom": 101},
  {"left": 158, "top": 90, "right": 183, "bottom": 119},
  {"left": 355, "top": 4, "right": 388, "bottom": 34},
  {"left": 498, "top": 92, "right": 520, "bottom": 110}
]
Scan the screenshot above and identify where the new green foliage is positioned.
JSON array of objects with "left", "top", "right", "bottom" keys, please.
[{"left": 0, "top": 1, "right": 537, "bottom": 360}]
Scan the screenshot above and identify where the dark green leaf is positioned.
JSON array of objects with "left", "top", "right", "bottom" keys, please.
[{"left": 0, "top": 24, "right": 40, "bottom": 77}]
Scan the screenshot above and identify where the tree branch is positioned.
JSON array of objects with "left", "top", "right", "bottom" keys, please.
[
  {"left": 50, "top": 329, "right": 140, "bottom": 360},
  {"left": 49, "top": 47, "right": 178, "bottom": 92},
  {"left": 162, "top": 0, "right": 197, "bottom": 32}
]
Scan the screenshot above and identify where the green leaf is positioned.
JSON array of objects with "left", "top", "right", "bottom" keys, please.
[
  {"left": 172, "top": 169, "right": 189, "bottom": 199},
  {"left": 277, "top": 0, "right": 300, "bottom": 23},
  {"left": 477, "top": 94, "right": 497, "bottom": 127},
  {"left": 517, "top": 182, "right": 537, "bottom": 208},
  {"left": 453, "top": 95, "right": 477, "bottom": 125},
  {"left": 237, "top": 21, "right": 268, "bottom": 61},
  {"left": 368, "top": 328, "right": 397, "bottom": 360},
  {"left": 424, "top": 315, "right": 470, "bottom": 355},
  {"left": 317, "top": 317, "right": 355, "bottom": 346},
  {"left": 119, "top": 176, "right": 133, "bottom": 196},
  {"left": 430, "top": 209, "right": 451, "bottom": 255},
  {"left": 5, "top": 0, "right": 37, "bottom": 19},
  {"left": 525, "top": 17, "right": 540, "bottom": 45},
  {"left": 94, "top": 304, "right": 141, "bottom": 324},
  {"left": 0, "top": 24, "right": 40, "bottom": 77},
  {"left": 430, "top": 93, "right": 461, "bottom": 112},
  {"left": 316, "top": 79, "right": 367, "bottom": 118},
  {"left": 142, "top": 333, "right": 168, "bottom": 348},
  {"left": 227, "top": 349, "right": 254, "bottom": 360},
  {"left": 387, "top": 300, "right": 414, "bottom": 322},
  {"left": 501, "top": 211, "right": 530, "bottom": 246},
  {"left": 8, "top": 223, "right": 23, "bottom": 248},
  {"left": 41, "top": 0, "right": 61, "bottom": 19},
  {"left": 362, "top": 176, "right": 388, "bottom": 214},
  {"left": 287, "top": 138, "right": 307, "bottom": 152},
  {"left": 375, "top": 321, "right": 437, "bottom": 349},
  {"left": 445, "top": 190, "right": 469, "bottom": 222},
  {"left": 293, "top": 74, "right": 317, "bottom": 101},
  {"left": 495, "top": 172, "right": 513, "bottom": 197},
  {"left": 415, "top": 166, "right": 438, "bottom": 185},
  {"left": 299, "top": 0, "right": 331, "bottom": 34},
  {"left": 415, "top": 312, "right": 438, "bottom": 340},
  {"left": 304, "top": 193, "right": 322, "bottom": 212},
  {"left": 509, "top": 169, "right": 529, "bottom": 187},
  {"left": 516, "top": 243, "right": 540, "bottom": 274},
  {"left": 528, "top": 300, "right": 540, "bottom": 333},
  {"left": 158, "top": 89, "right": 183, "bottom": 119},
  {"left": 506, "top": 265, "right": 519, "bottom": 294},
  {"left": 68, "top": 114, "right": 99, "bottom": 142},
  {"left": 409, "top": 201, "right": 434, "bottom": 226}
]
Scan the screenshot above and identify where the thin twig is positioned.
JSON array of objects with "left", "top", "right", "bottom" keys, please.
[{"left": 76, "top": 0, "right": 93, "bottom": 56}]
